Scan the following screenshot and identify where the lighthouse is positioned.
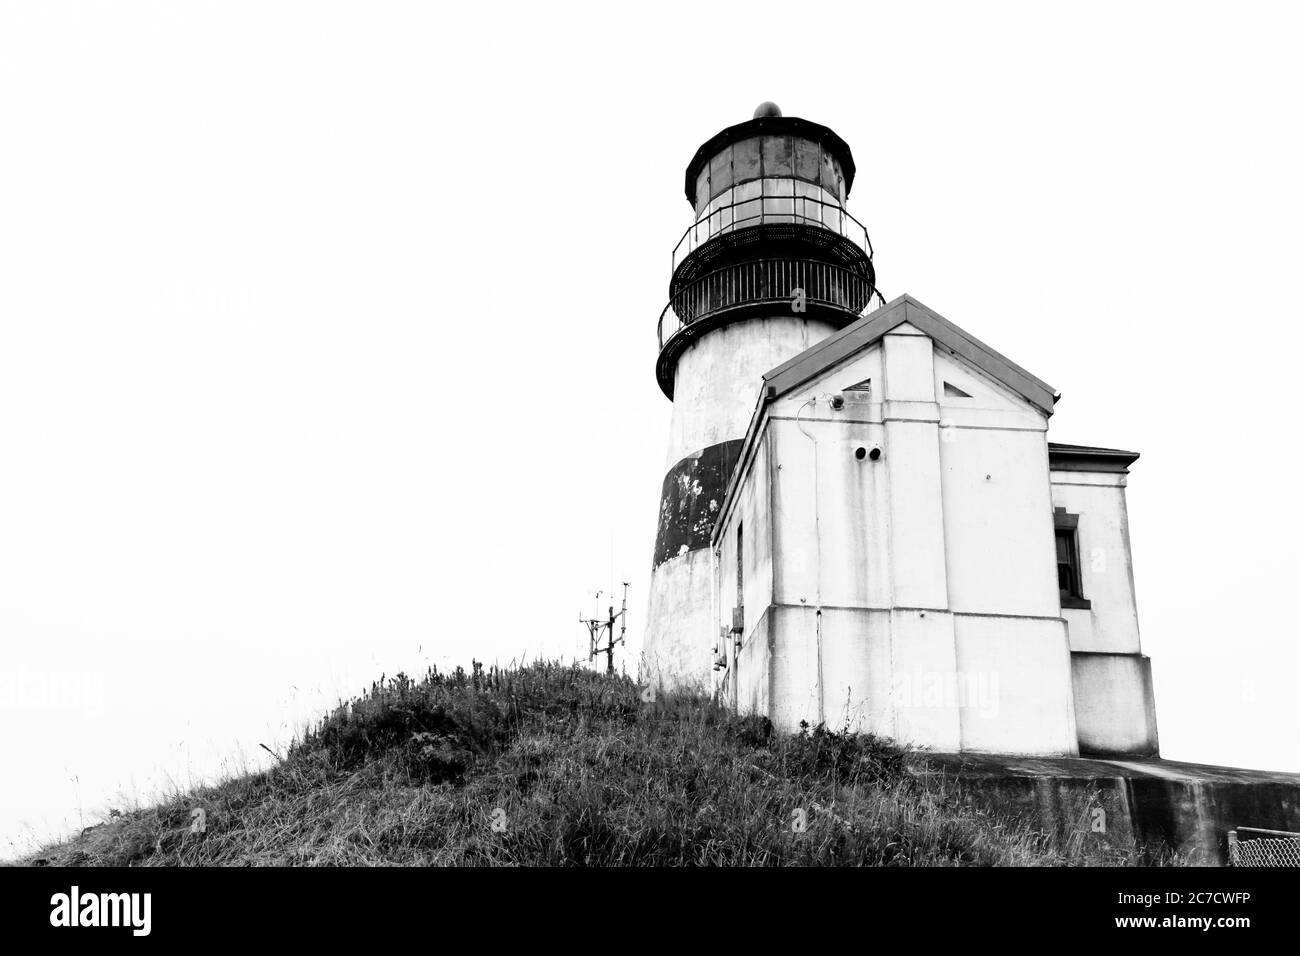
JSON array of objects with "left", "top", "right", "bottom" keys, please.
[{"left": 643, "top": 103, "right": 879, "bottom": 690}]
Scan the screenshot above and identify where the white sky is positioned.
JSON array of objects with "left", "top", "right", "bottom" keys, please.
[{"left": 2, "top": 1, "right": 1298, "bottom": 856}]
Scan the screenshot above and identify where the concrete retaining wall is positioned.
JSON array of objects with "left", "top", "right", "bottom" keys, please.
[{"left": 910, "top": 753, "right": 1300, "bottom": 865}]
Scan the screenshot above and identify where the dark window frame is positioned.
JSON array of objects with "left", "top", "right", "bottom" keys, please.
[
  {"left": 736, "top": 522, "right": 743, "bottom": 612},
  {"left": 732, "top": 522, "right": 745, "bottom": 640},
  {"left": 1054, "top": 507, "right": 1091, "bottom": 610}
]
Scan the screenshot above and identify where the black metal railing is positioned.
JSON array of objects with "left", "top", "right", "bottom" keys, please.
[
  {"left": 673, "top": 185, "right": 874, "bottom": 273},
  {"left": 657, "top": 258, "right": 881, "bottom": 351}
]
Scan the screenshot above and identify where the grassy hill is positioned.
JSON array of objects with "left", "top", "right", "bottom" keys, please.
[{"left": 24, "top": 662, "right": 1167, "bottom": 866}]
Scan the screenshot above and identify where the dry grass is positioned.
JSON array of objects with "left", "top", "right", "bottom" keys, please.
[{"left": 23, "top": 662, "right": 1169, "bottom": 866}]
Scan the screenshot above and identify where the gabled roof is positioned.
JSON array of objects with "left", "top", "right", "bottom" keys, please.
[
  {"left": 712, "top": 294, "right": 1064, "bottom": 547},
  {"left": 762, "top": 294, "right": 1060, "bottom": 416}
]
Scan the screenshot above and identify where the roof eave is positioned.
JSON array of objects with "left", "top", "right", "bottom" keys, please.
[{"left": 1048, "top": 443, "right": 1141, "bottom": 474}]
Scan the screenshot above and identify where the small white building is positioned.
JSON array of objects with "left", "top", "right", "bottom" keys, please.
[{"left": 710, "top": 294, "right": 1158, "bottom": 757}]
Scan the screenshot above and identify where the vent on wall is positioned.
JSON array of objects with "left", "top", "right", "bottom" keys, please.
[
  {"left": 943, "top": 381, "right": 972, "bottom": 399},
  {"left": 844, "top": 378, "right": 871, "bottom": 393}
]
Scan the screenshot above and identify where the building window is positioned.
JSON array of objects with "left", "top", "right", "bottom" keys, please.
[
  {"left": 736, "top": 522, "right": 743, "bottom": 609},
  {"left": 733, "top": 523, "right": 744, "bottom": 640},
  {"left": 1054, "top": 507, "right": 1091, "bottom": 610}
]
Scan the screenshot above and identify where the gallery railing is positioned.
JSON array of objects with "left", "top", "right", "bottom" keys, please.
[
  {"left": 672, "top": 188, "right": 875, "bottom": 274},
  {"left": 657, "top": 257, "right": 881, "bottom": 351}
]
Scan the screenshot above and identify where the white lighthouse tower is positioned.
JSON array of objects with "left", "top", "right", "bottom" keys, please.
[{"left": 643, "top": 103, "right": 879, "bottom": 689}]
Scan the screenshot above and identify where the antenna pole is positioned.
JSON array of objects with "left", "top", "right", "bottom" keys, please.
[
  {"left": 580, "top": 582, "right": 628, "bottom": 676},
  {"left": 606, "top": 600, "right": 615, "bottom": 675}
]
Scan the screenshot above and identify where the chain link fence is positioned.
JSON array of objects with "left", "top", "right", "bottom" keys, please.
[{"left": 1228, "top": 827, "right": 1300, "bottom": 866}]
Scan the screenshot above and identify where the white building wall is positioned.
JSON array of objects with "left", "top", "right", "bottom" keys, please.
[
  {"left": 715, "top": 434, "right": 775, "bottom": 663},
  {"left": 1050, "top": 467, "right": 1157, "bottom": 754},
  {"left": 1050, "top": 471, "right": 1142, "bottom": 654},
  {"left": 953, "top": 614, "right": 1076, "bottom": 753},
  {"left": 714, "top": 325, "right": 1085, "bottom": 755},
  {"left": 933, "top": 348, "right": 1060, "bottom": 618}
]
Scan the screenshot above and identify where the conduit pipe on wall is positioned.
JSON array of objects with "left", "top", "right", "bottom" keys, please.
[{"left": 711, "top": 532, "right": 720, "bottom": 683}]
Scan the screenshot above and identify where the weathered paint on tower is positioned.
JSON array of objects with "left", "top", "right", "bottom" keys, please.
[{"left": 643, "top": 104, "right": 878, "bottom": 690}]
